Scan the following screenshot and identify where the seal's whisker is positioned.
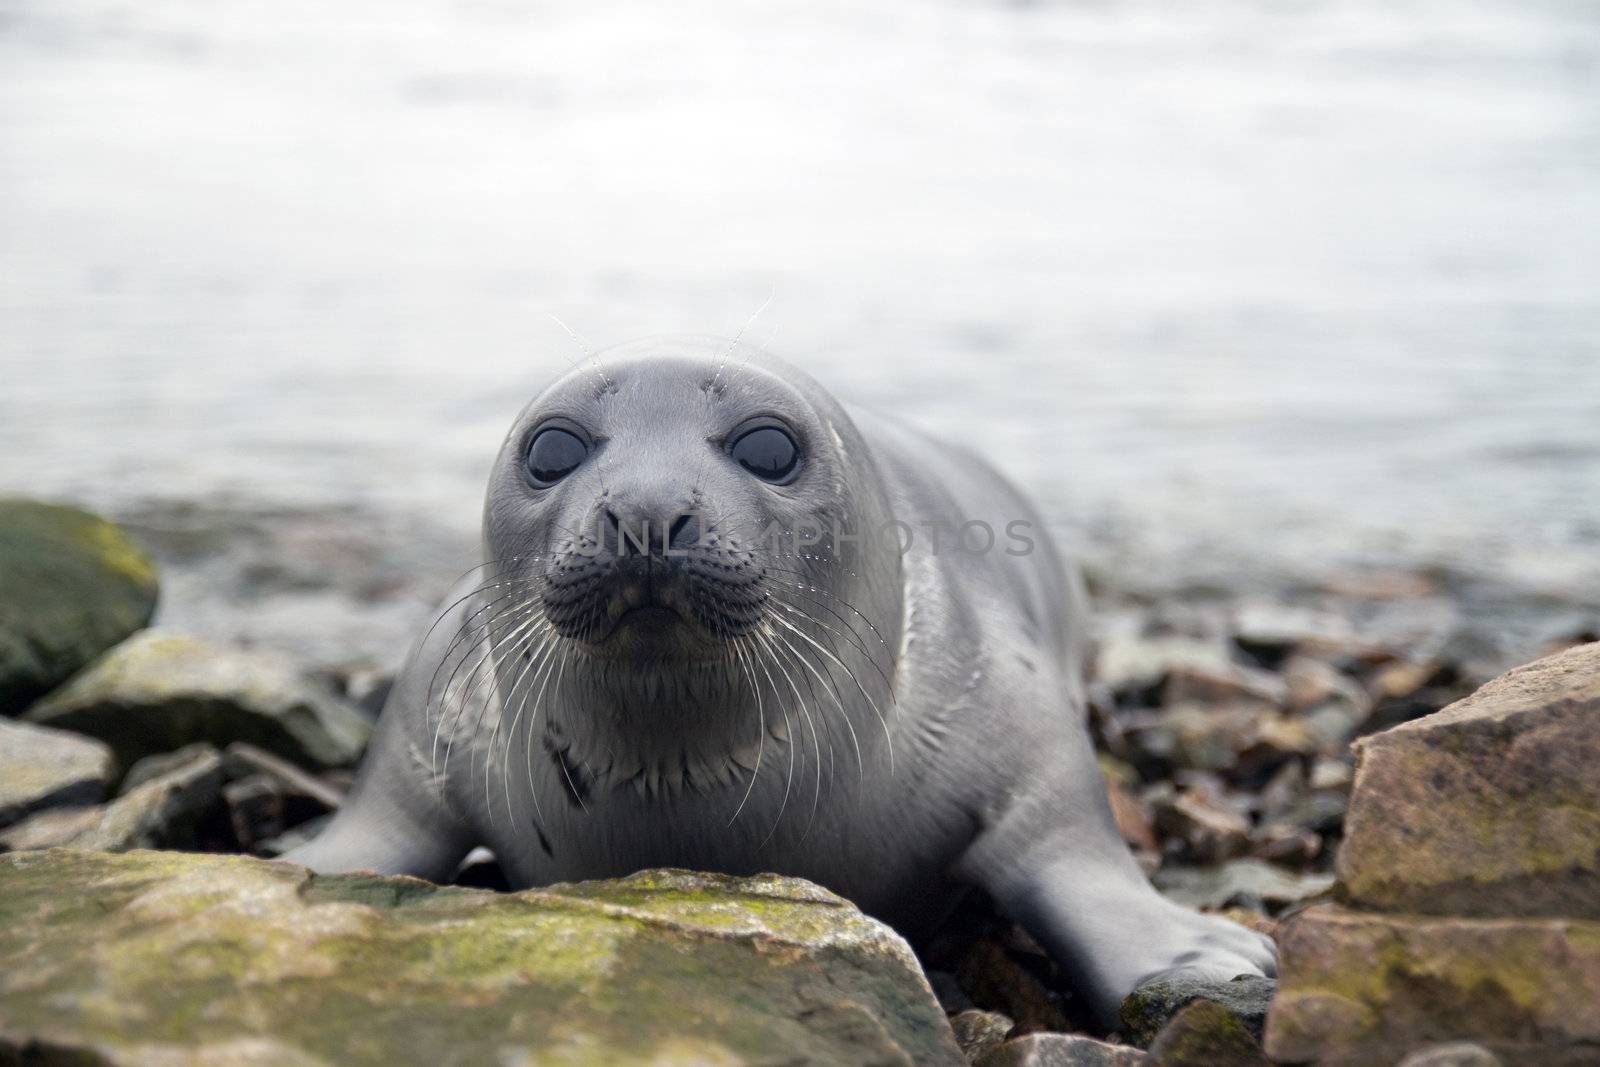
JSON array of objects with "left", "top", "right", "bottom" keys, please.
[
  {"left": 439, "top": 599, "right": 545, "bottom": 797},
  {"left": 496, "top": 622, "right": 562, "bottom": 826},
  {"left": 430, "top": 592, "right": 542, "bottom": 774},
  {"left": 762, "top": 627, "right": 831, "bottom": 841},
  {"left": 766, "top": 619, "right": 862, "bottom": 792},
  {"left": 765, "top": 580, "right": 893, "bottom": 690},
  {"left": 755, "top": 559, "right": 898, "bottom": 678},
  {"left": 750, "top": 626, "right": 802, "bottom": 851},
  {"left": 427, "top": 581, "right": 553, "bottom": 713},
  {"left": 481, "top": 623, "right": 547, "bottom": 832},
  {"left": 415, "top": 558, "right": 555, "bottom": 651},
  {"left": 769, "top": 608, "right": 893, "bottom": 776},
  {"left": 725, "top": 635, "right": 766, "bottom": 828},
  {"left": 519, "top": 617, "right": 573, "bottom": 825}
]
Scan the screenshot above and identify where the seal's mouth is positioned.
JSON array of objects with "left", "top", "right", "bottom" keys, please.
[{"left": 544, "top": 546, "right": 767, "bottom": 651}]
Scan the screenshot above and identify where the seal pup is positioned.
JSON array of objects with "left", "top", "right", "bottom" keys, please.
[{"left": 287, "top": 336, "right": 1274, "bottom": 1024}]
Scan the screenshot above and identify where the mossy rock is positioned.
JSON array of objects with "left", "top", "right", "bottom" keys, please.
[
  {"left": 1263, "top": 904, "right": 1600, "bottom": 1066},
  {"left": 0, "top": 499, "right": 158, "bottom": 714},
  {"left": 1338, "top": 641, "right": 1600, "bottom": 921},
  {"left": 0, "top": 850, "right": 966, "bottom": 1067},
  {"left": 24, "top": 631, "right": 370, "bottom": 771},
  {"left": 1118, "top": 974, "right": 1273, "bottom": 1048}
]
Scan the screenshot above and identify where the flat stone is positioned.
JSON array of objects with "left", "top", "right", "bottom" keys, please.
[
  {"left": 0, "top": 499, "right": 159, "bottom": 713},
  {"left": 975, "top": 1033, "right": 1147, "bottom": 1067},
  {"left": 1161, "top": 663, "right": 1286, "bottom": 710},
  {"left": 0, "top": 850, "right": 965, "bottom": 1067},
  {"left": 1094, "top": 635, "right": 1234, "bottom": 699},
  {"left": 1264, "top": 905, "right": 1600, "bottom": 1066},
  {"left": 1395, "top": 1043, "right": 1504, "bottom": 1067},
  {"left": 1151, "top": 790, "right": 1252, "bottom": 865},
  {"left": 0, "top": 718, "right": 114, "bottom": 827},
  {"left": 1338, "top": 641, "right": 1600, "bottom": 920},
  {"left": 25, "top": 631, "right": 371, "bottom": 771},
  {"left": 1154, "top": 860, "right": 1334, "bottom": 913},
  {"left": 0, "top": 745, "right": 222, "bottom": 852}
]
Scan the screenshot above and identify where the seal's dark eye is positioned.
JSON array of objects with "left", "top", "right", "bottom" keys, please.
[
  {"left": 730, "top": 426, "right": 799, "bottom": 483},
  {"left": 527, "top": 428, "right": 587, "bottom": 486}
]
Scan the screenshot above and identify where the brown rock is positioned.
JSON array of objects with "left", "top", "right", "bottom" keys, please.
[
  {"left": 1162, "top": 664, "right": 1286, "bottom": 710},
  {"left": 1264, "top": 905, "right": 1600, "bottom": 1066},
  {"left": 1145, "top": 999, "right": 1268, "bottom": 1066},
  {"left": 957, "top": 938, "right": 1075, "bottom": 1035},
  {"left": 1105, "top": 775, "right": 1159, "bottom": 855},
  {"left": 976, "top": 1033, "right": 1147, "bottom": 1067},
  {"left": 1339, "top": 641, "right": 1600, "bottom": 920},
  {"left": 1281, "top": 656, "right": 1368, "bottom": 715},
  {"left": 1152, "top": 790, "right": 1251, "bottom": 865}
]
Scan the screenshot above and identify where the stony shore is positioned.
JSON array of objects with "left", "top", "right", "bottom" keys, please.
[{"left": 2, "top": 497, "right": 1596, "bottom": 1066}]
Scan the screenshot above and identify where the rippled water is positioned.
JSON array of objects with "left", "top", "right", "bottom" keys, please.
[{"left": 3, "top": 0, "right": 1598, "bottom": 668}]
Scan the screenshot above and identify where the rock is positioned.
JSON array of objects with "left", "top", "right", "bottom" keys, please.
[
  {"left": 1151, "top": 789, "right": 1251, "bottom": 865},
  {"left": 1154, "top": 860, "right": 1334, "bottom": 913},
  {"left": 1122, "top": 705, "right": 1262, "bottom": 775},
  {"left": 0, "top": 499, "right": 159, "bottom": 713},
  {"left": 1094, "top": 635, "right": 1234, "bottom": 701},
  {"left": 1395, "top": 1043, "right": 1505, "bottom": 1067},
  {"left": 949, "top": 1009, "right": 1014, "bottom": 1062},
  {"left": 1230, "top": 603, "right": 1358, "bottom": 669},
  {"left": 0, "top": 851, "right": 966, "bottom": 1067},
  {"left": 1370, "top": 656, "right": 1452, "bottom": 700},
  {"left": 1235, "top": 715, "right": 1321, "bottom": 775},
  {"left": 1247, "top": 823, "right": 1322, "bottom": 866},
  {"left": 976, "top": 1033, "right": 1147, "bottom": 1067},
  {"left": 956, "top": 936, "right": 1077, "bottom": 1035},
  {"left": 0, "top": 745, "right": 222, "bottom": 852},
  {"left": 1264, "top": 905, "right": 1600, "bottom": 1066},
  {"left": 1144, "top": 998, "right": 1269, "bottom": 1066},
  {"left": 1282, "top": 656, "right": 1368, "bottom": 715},
  {"left": 1104, "top": 772, "right": 1159, "bottom": 855},
  {"left": 25, "top": 631, "right": 372, "bottom": 771},
  {"left": 1119, "top": 974, "right": 1275, "bottom": 1048},
  {"left": 1338, "top": 641, "right": 1600, "bottom": 920},
  {"left": 1306, "top": 757, "right": 1352, "bottom": 793},
  {"left": 0, "top": 718, "right": 114, "bottom": 827},
  {"left": 119, "top": 741, "right": 220, "bottom": 793},
  {"left": 1161, "top": 664, "right": 1285, "bottom": 711}
]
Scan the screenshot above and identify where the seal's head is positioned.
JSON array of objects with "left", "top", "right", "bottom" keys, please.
[{"left": 477, "top": 338, "right": 901, "bottom": 771}]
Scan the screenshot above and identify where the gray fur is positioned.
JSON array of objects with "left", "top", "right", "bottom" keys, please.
[{"left": 286, "top": 337, "right": 1274, "bottom": 1025}]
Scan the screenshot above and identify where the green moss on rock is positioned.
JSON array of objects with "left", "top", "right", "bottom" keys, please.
[
  {"left": 1263, "top": 905, "right": 1600, "bottom": 1065},
  {"left": 23, "top": 631, "right": 370, "bottom": 770},
  {"left": 0, "top": 851, "right": 964, "bottom": 1067},
  {"left": 0, "top": 499, "right": 158, "bottom": 714},
  {"left": 1338, "top": 641, "right": 1600, "bottom": 921}
]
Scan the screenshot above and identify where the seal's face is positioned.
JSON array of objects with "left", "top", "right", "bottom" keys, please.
[{"left": 482, "top": 340, "right": 878, "bottom": 669}]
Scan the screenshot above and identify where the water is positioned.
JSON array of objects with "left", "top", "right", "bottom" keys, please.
[{"left": 3, "top": 0, "right": 1598, "bottom": 670}]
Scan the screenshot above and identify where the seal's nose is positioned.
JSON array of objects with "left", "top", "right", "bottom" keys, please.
[{"left": 601, "top": 507, "right": 701, "bottom": 558}]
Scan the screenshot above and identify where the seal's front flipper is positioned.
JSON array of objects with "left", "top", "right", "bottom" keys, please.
[
  {"left": 280, "top": 631, "right": 476, "bottom": 881},
  {"left": 970, "top": 844, "right": 1276, "bottom": 1028},
  {"left": 280, "top": 723, "right": 473, "bottom": 882},
  {"left": 955, "top": 740, "right": 1275, "bottom": 1028}
]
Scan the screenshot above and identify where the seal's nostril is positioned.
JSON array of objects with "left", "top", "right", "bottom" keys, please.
[
  {"left": 668, "top": 513, "right": 694, "bottom": 550},
  {"left": 601, "top": 509, "right": 622, "bottom": 554}
]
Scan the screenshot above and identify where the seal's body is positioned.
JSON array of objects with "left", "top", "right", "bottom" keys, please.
[{"left": 289, "top": 337, "right": 1273, "bottom": 1023}]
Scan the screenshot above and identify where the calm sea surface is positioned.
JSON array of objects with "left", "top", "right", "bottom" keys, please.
[{"left": 3, "top": 0, "right": 1598, "bottom": 668}]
